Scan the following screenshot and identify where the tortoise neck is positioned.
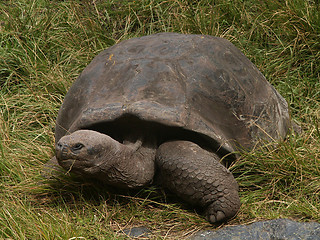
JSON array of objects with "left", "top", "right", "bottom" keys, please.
[{"left": 103, "top": 141, "right": 156, "bottom": 188}]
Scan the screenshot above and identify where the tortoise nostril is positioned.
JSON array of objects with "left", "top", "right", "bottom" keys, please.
[{"left": 57, "top": 142, "right": 64, "bottom": 150}]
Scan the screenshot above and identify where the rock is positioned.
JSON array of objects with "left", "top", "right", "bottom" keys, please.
[
  {"left": 123, "top": 226, "right": 151, "bottom": 238},
  {"left": 191, "top": 219, "right": 320, "bottom": 240}
]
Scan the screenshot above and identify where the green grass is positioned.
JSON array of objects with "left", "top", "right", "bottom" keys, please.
[{"left": 0, "top": 0, "right": 319, "bottom": 239}]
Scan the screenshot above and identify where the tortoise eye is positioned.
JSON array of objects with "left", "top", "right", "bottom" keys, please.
[{"left": 72, "top": 143, "right": 84, "bottom": 151}]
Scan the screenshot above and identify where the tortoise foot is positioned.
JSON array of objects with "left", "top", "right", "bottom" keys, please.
[
  {"left": 205, "top": 196, "right": 240, "bottom": 223},
  {"left": 156, "top": 140, "right": 240, "bottom": 223},
  {"left": 208, "top": 210, "right": 226, "bottom": 223}
]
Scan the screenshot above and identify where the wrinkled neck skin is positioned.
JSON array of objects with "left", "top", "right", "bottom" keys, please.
[{"left": 100, "top": 139, "right": 156, "bottom": 188}]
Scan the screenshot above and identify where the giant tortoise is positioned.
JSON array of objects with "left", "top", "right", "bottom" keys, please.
[{"left": 48, "top": 32, "right": 290, "bottom": 223}]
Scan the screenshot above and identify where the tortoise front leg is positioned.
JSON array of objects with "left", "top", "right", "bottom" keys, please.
[{"left": 155, "top": 141, "right": 240, "bottom": 223}]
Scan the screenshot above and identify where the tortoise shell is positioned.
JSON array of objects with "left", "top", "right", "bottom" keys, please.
[{"left": 55, "top": 32, "right": 290, "bottom": 155}]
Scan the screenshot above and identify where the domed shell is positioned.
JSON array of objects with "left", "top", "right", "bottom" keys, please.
[{"left": 55, "top": 32, "right": 290, "bottom": 154}]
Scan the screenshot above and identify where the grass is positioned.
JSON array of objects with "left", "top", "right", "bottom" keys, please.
[{"left": 0, "top": 0, "right": 319, "bottom": 239}]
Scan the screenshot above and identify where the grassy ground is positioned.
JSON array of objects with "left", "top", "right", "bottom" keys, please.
[{"left": 0, "top": 0, "right": 319, "bottom": 239}]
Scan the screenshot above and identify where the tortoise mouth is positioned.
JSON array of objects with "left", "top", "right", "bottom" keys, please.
[{"left": 82, "top": 114, "right": 236, "bottom": 163}]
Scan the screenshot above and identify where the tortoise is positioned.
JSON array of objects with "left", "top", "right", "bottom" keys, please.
[{"left": 47, "top": 32, "right": 290, "bottom": 223}]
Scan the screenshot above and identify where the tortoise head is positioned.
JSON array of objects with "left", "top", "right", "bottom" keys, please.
[
  {"left": 55, "top": 129, "right": 155, "bottom": 188},
  {"left": 55, "top": 130, "right": 121, "bottom": 176}
]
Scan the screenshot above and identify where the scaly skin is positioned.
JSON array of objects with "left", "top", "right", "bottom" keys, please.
[{"left": 155, "top": 140, "right": 241, "bottom": 223}]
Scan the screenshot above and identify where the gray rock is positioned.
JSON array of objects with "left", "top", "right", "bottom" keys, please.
[
  {"left": 191, "top": 219, "right": 320, "bottom": 240},
  {"left": 123, "top": 226, "right": 151, "bottom": 238}
]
